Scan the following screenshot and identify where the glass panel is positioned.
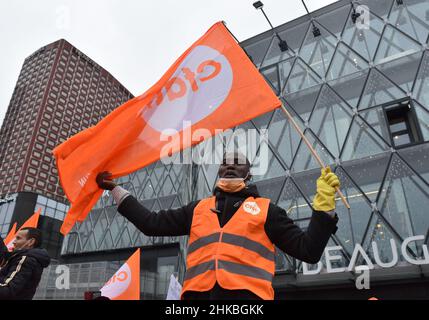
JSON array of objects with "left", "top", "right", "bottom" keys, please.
[
  {"left": 242, "top": 35, "right": 273, "bottom": 68},
  {"left": 299, "top": 22, "right": 337, "bottom": 78},
  {"left": 326, "top": 42, "right": 370, "bottom": 81},
  {"left": 129, "top": 172, "right": 143, "bottom": 192},
  {"left": 66, "top": 233, "right": 77, "bottom": 254},
  {"left": 398, "top": 142, "right": 429, "bottom": 185},
  {"left": 261, "top": 37, "right": 295, "bottom": 68},
  {"left": 109, "top": 211, "right": 125, "bottom": 247},
  {"left": 158, "top": 195, "right": 176, "bottom": 211},
  {"left": 328, "top": 70, "right": 369, "bottom": 108},
  {"left": 38, "top": 196, "right": 48, "bottom": 205},
  {"left": 5, "top": 202, "right": 15, "bottom": 225},
  {"left": 316, "top": 4, "right": 351, "bottom": 37},
  {"left": 47, "top": 199, "right": 56, "bottom": 208},
  {"left": 358, "top": 0, "right": 395, "bottom": 19},
  {"left": 341, "top": 115, "right": 391, "bottom": 161},
  {"left": 374, "top": 24, "right": 422, "bottom": 65},
  {"left": 283, "top": 58, "right": 322, "bottom": 94},
  {"left": 413, "top": 101, "right": 429, "bottom": 141},
  {"left": 117, "top": 227, "right": 132, "bottom": 248},
  {"left": 277, "top": 177, "right": 312, "bottom": 221},
  {"left": 252, "top": 144, "right": 287, "bottom": 182},
  {"left": 284, "top": 84, "right": 321, "bottom": 123},
  {"left": 202, "top": 163, "right": 220, "bottom": 191},
  {"left": 260, "top": 65, "right": 280, "bottom": 95},
  {"left": 341, "top": 152, "right": 391, "bottom": 202},
  {"left": 309, "top": 85, "right": 354, "bottom": 157},
  {"left": 254, "top": 176, "right": 285, "bottom": 204},
  {"left": 342, "top": 11, "right": 385, "bottom": 62},
  {"left": 275, "top": 248, "right": 295, "bottom": 272},
  {"left": 278, "top": 58, "right": 295, "bottom": 92},
  {"left": 267, "top": 108, "right": 302, "bottom": 168},
  {"left": 45, "top": 207, "right": 55, "bottom": 218},
  {"left": 362, "top": 212, "right": 406, "bottom": 265},
  {"left": 193, "top": 168, "right": 211, "bottom": 200},
  {"left": 359, "top": 106, "right": 392, "bottom": 145},
  {"left": 378, "top": 153, "right": 429, "bottom": 243},
  {"left": 130, "top": 227, "right": 141, "bottom": 246},
  {"left": 390, "top": 121, "right": 407, "bottom": 132},
  {"left": 94, "top": 215, "right": 109, "bottom": 249},
  {"left": 376, "top": 51, "right": 423, "bottom": 93},
  {"left": 159, "top": 175, "right": 175, "bottom": 197},
  {"left": 277, "top": 21, "right": 311, "bottom": 53},
  {"left": 334, "top": 168, "right": 374, "bottom": 253},
  {"left": 139, "top": 178, "right": 156, "bottom": 200},
  {"left": 392, "top": 133, "right": 412, "bottom": 146},
  {"left": 251, "top": 110, "right": 274, "bottom": 130},
  {"left": 413, "top": 50, "right": 429, "bottom": 110},
  {"left": 358, "top": 68, "right": 407, "bottom": 110},
  {"left": 389, "top": 0, "right": 429, "bottom": 44},
  {"left": 84, "top": 234, "right": 96, "bottom": 252},
  {"left": 78, "top": 218, "right": 93, "bottom": 251},
  {"left": 291, "top": 130, "right": 335, "bottom": 172},
  {"left": 57, "top": 202, "right": 66, "bottom": 212}
]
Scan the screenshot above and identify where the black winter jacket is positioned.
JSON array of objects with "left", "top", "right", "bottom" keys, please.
[
  {"left": 0, "top": 238, "right": 50, "bottom": 300},
  {"left": 118, "top": 184, "right": 338, "bottom": 299}
]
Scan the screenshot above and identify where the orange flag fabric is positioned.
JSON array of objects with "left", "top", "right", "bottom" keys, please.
[
  {"left": 6, "top": 208, "right": 41, "bottom": 250},
  {"left": 100, "top": 248, "right": 140, "bottom": 300},
  {"left": 53, "top": 21, "right": 281, "bottom": 235},
  {"left": 3, "top": 222, "right": 17, "bottom": 248}
]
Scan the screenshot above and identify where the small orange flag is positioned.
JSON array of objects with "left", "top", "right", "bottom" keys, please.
[
  {"left": 53, "top": 21, "right": 281, "bottom": 235},
  {"left": 3, "top": 222, "right": 17, "bottom": 248},
  {"left": 100, "top": 248, "right": 140, "bottom": 300},
  {"left": 6, "top": 208, "right": 41, "bottom": 250}
]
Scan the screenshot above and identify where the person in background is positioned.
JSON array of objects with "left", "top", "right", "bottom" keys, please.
[{"left": 0, "top": 227, "right": 50, "bottom": 300}]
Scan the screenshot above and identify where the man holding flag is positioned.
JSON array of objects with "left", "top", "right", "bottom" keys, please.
[
  {"left": 96, "top": 151, "right": 339, "bottom": 300},
  {"left": 54, "top": 21, "right": 342, "bottom": 299}
]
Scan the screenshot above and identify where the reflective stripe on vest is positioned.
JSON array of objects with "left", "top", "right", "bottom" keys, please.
[
  {"left": 184, "top": 260, "right": 215, "bottom": 281},
  {"left": 184, "top": 259, "right": 273, "bottom": 282},
  {"left": 218, "top": 260, "right": 273, "bottom": 282},
  {"left": 187, "top": 232, "right": 274, "bottom": 262}
]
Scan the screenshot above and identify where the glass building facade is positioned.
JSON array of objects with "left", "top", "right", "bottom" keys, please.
[{"left": 37, "top": 0, "right": 429, "bottom": 299}]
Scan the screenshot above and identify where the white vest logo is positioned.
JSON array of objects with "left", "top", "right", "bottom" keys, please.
[
  {"left": 243, "top": 202, "right": 261, "bottom": 216},
  {"left": 140, "top": 45, "right": 233, "bottom": 132}
]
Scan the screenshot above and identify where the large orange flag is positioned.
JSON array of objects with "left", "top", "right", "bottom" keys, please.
[
  {"left": 6, "top": 208, "right": 41, "bottom": 250},
  {"left": 53, "top": 21, "right": 281, "bottom": 234},
  {"left": 100, "top": 248, "right": 140, "bottom": 300}
]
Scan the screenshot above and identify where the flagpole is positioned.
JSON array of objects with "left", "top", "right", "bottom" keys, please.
[{"left": 280, "top": 103, "right": 351, "bottom": 209}]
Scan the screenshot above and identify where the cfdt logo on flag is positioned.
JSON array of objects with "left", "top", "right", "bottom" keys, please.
[
  {"left": 140, "top": 45, "right": 233, "bottom": 133},
  {"left": 101, "top": 263, "right": 132, "bottom": 298},
  {"left": 100, "top": 249, "right": 140, "bottom": 300}
]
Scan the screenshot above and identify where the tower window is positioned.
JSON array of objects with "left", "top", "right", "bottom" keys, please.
[{"left": 384, "top": 100, "right": 422, "bottom": 148}]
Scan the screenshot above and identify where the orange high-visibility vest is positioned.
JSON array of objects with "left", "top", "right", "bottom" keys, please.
[{"left": 181, "top": 196, "right": 275, "bottom": 300}]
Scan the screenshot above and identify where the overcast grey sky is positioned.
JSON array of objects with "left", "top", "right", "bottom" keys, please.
[{"left": 0, "top": 0, "right": 336, "bottom": 126}]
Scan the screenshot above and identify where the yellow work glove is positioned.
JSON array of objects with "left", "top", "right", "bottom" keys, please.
[{"left": 312, "top": 167, "right": 340, "bottom": 212}]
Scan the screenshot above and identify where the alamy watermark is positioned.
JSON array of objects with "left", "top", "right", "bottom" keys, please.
[{"left": 158, "top": 121, "right": 271, "bottom": 177}]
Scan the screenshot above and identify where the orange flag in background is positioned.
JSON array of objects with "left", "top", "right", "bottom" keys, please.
[
  {"left": 6, "top": 208, "right": 41, "bottom": 250},
  {"left": 100, "top": 248, "right": 140, "bottom": 300},
  {"left": 53, "top": 21, "right": 281, "bottom": 235},
  {"left": 3, "top": 222, "right": 17, "bottom": 248}
]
